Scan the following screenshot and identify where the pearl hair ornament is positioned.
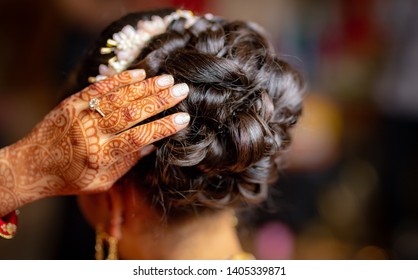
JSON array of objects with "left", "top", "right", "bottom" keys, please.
[{"left": 88, "top": 10, "right": 213, "bottom": 83}]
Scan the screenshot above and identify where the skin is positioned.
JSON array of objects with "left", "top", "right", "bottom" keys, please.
[
  {"left": 78, "top": 182, "right": 247, "bottom": 260},
  {"left": 0, "top": 69, "right": 190, "bottom": 217}
]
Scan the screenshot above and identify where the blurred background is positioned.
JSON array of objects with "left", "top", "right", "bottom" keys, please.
[{"left": 1, "top": 0, "right": 417, "bottom": 260}]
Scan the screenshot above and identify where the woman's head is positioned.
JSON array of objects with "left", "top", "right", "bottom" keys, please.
[{"left": 73, "top": 8, "right": 304, "bottom": 219}]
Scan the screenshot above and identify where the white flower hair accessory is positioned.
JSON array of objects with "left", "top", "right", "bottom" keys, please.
[{"left": 88, "top": 10, "right": 213, "bottom": 83}]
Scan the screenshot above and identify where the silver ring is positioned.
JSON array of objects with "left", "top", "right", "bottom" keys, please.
[{"left": 89, "top": 98, "right": 105, "bottom": 117}]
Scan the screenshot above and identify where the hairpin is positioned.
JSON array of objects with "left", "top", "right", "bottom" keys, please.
[{"left": 88, "top": 10, "right": 213, "bottom": 83}]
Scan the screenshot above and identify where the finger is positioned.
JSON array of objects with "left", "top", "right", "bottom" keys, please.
[
  {"left": 102, "top": 145, "right": 156, "bottom": 186},
  {"left": 78, "top": 69, "right": 146, "bottom": 101},
  {"left": 98, "top": 83, "right": 189, "bottom": 134},
  {"left": 103, "top": 112, "right": 190, "bottom": 160},
  {"left": 99, "top": 74, "right": 175, "bottom": 111},
  {"left": 108, "top": 145, "right": 155, "bottom": 178},
  {"left": 138, "top": 144, "right": 157, "bottom": 158},
  {"left": 80, "top": 149, "right": 147, "bottom": 194}
]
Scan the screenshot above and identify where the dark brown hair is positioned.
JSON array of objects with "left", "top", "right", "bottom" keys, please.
[{"left": 71, "top": 8, "right": 304, "bottom": 218}]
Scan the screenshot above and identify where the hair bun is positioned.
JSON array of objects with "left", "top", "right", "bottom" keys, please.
[{"left": 121, "top": 12, "right": 303, "bottom": 213}]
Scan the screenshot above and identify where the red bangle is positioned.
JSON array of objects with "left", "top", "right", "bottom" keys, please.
[{"left": 0, "top": 210, "right": 18, "bottom": 239}]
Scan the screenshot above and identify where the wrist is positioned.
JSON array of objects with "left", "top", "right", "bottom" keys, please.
[{"left": 0, "top": 140, "right": 55, "bottom": 216}]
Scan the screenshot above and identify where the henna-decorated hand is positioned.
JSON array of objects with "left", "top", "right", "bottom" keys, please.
[{"left": 0, "top": 70, "right": 190, "bottom": 216}]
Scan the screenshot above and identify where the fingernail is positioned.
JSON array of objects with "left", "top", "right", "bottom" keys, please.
[
  {"left": 156, "top": 75, "right": 174, "bottom": 87},
  {"left": 131, "top": 69, "right": 145, "bottom": 78},
  {"left": 174, "top": 113, "right": 190, "bottom": 125},
  {"left": 171, "top": 83, "right": 189, "bottom": 97},
  {"left": 140, "top": 145, "right": 156, "bottom": 156}
]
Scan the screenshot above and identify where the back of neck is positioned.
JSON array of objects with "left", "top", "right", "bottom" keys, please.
[{"left": 119, "top": 209, "right": 245, "bottom": 259}]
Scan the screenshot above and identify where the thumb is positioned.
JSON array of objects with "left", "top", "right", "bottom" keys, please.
[{"left": 109, "top": 145, "right": 156, "bottom": 180}]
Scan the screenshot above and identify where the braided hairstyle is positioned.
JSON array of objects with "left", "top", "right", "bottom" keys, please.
[{"left": 73, "top": 8, "right": 304, "bottom": 217}]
